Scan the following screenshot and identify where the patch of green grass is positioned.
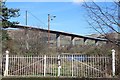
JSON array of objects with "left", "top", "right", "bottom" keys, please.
[{"left": 2, "top": 77, "right": 119, "bottom": 80}]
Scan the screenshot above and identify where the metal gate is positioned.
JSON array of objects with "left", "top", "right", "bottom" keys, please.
[{"left": 2, "top": 50, "right": 116, "bottom": 78}]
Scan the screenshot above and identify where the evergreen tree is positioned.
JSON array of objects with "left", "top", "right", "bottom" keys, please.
[
  {"left": 0, "top": 1, "right": 20, "bottom": 51},
  {"left": 1, "top": 1, "right": 20, "bottom": 28}
]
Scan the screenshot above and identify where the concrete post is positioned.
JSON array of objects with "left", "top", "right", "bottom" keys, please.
[
  {"left": 58, "top": 55, "right": 61, "bottom": 76},
  {"left": 4, "top": 50, "right": 9, "bottom": 76},
  {"left": 111, "top": 49, "right": 115, "bottom": 77}
]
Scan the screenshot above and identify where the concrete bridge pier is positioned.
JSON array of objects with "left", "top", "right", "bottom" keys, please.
[
  {"left": 95, "top": 40, "right": 99, "bottom": 45},
  {"left": 84, "top": 38, "right": 88, "bottom": 45},
  {"left": 56, "top": 33, "right": 60, "bottom": 48},
  {"left": 71, "top": 36, "right": 75, "bottom": 46}
]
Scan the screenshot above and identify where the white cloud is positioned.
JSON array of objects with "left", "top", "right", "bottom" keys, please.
[{"left": 73, "top": 0, "right": 84, "bottom": 2}]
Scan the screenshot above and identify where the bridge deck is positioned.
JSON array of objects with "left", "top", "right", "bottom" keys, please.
[{"left": 9, "top": 25, "right": 107, "bottom": 42}]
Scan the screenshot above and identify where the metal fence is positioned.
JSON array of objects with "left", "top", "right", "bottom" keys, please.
[{"left": 2, "top": 50, "right": 116, "bottom": 78}]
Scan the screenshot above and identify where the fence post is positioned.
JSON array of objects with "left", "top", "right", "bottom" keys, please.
[
  {"left": 44, "top": 55, "right": 46, "bottom": 77},
  {"left": 72, "top": 54, "right": 73, "bottom": 77},
  {"left": 111, "top": 49, "right": 115, "bottom": 77},
  {"left": 58, "top": 55, "right": 61, "bottom": 77},
  {"left": 4, "top": 50, "right": 9, "bottom": 76}
]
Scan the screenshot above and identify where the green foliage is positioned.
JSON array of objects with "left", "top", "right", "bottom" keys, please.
[
  {"left": 0, "top": 1, "right": 20, "bottom": 52},
  {"left": 1, "top": 30, "right": 10, "bottom": 41},
  {"left": 1, "top": 2, "right": 20, "bottom": 28}
]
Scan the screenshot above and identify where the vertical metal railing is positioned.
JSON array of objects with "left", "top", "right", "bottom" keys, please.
[{"left": 2, "top": 51, "right": 115, "bottom": 78}]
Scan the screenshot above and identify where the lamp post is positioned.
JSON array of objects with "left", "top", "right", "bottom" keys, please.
[
  {"left": 25, "top": 10, "right": 28, "bottom": 25},
  {"left": 48, "top": 14, "right": 56, "bottom": 47}
]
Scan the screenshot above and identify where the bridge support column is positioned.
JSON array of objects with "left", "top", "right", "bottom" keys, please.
[
  {"left": 56, "top": 33, "right": 60, "bottom": 48},
  {"left": 71, "top": 36, "right": 75, "bottom": 46},
  {"left": 84, "top": 38, "right": 87, "bottom": 45},
  {"left": 80, "top": 38, "right": 84, "bottom": 45},
  {"left": 95, "top": 40, "right": 99, "bottom": 46}
]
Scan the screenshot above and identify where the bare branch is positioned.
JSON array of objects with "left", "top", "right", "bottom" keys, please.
[{"left": 83, "top": 1, "right": 120, "bottom": 46}]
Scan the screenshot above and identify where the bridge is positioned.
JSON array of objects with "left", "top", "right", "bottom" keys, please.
[{"left": 8, "top": 25, "right": 108, "bottom": 47}]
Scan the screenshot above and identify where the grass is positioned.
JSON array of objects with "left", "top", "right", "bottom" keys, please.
[{"left": 1, "top": 77, "right": 119, "bottom": 80}]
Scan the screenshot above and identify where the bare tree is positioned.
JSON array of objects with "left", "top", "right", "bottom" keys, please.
[
  {"left": 82, "top": 0, "right": 120, "bottom": 76},
  {"left": 82, "top": 1, "right": 120, "bottom": 46}
]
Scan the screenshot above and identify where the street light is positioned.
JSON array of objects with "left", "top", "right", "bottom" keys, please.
[{"left": 48, "top": 14, "right": 56, "bottom": 47}]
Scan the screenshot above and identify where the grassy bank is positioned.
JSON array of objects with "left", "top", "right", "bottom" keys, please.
[{"left": 1, "top": 77, "right": 119, "bottom": 80}]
